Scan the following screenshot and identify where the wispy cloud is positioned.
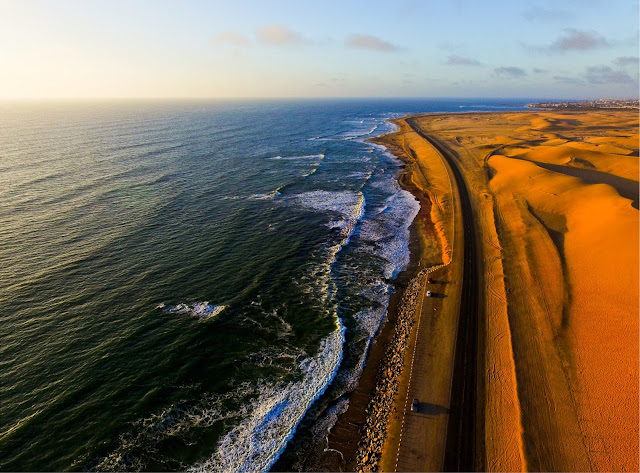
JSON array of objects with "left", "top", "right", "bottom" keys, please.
[
  {"left": 614, "top": 56, "right": 639, "bottom": 67},
  {"left": 495, "top": 66, "right": 527, "bottom": 78},
  {"left": 585, "top": 66, "right": 636, "bottom": 84},
  {"left": 532, "top": 67, "right": 547, "bottom": 74},
  {"left": 548, "top": 29, "right": 609, "bottom": 51},
  {"left": 215, "top": 30, "right": 250, "bottom": 47},
  {"left": 345, "top": 34, "right": 400, "bottom": 52},
  {"left": 523, "top": 6, "right": 573, "bottom": 21},
  {"left": 255, "top": 25, "right": 308, "bottom": 46},
  {"left": 446, "top": 55, "right": 482, "bottom": 66}
]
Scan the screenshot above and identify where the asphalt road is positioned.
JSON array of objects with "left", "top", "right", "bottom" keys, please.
[{"left": 406, "top": 118, "right": 480, "bottom": 472}]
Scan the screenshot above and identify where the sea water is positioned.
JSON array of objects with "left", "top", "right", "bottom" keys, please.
[{"left": 0, "top": 98, "right": 530, "bottom": 471}]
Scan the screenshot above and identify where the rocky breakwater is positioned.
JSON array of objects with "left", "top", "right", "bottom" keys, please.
[{"left": 354, "top": 265, "right": 443, "bottom": 472}]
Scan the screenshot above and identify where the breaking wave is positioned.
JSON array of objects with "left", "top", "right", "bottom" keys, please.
[
  {"left": 268, "top": 153, "right": 325, "bottom": 160},
  {"left": 158, "top": 302, "right": 226, "bottom": 320},
  {"left": 189, "top": 322, "right": 345, "bottom": 473}
]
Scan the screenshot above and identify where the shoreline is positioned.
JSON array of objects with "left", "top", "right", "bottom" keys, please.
[
  {"left": 271, "top": 121, "right": 431, "bottom": 472},
  {"left": 311, "top": 119, "right": 447, "bottom": 471}
]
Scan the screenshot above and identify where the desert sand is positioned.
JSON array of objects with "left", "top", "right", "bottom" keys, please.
[{"left": 373, "top": 110, "right": 638, "bottom": 472}]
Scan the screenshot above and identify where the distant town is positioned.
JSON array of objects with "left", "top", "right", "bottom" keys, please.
[{"left": 528, "top": 99, "right": 639, "bottom": 110}]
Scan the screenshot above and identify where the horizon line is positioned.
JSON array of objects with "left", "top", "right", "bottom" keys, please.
[{"left": 1, "top": 95, "right": 635, "bottom": 102}]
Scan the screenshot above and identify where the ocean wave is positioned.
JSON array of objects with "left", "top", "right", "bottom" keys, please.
[
  {"left": 268, "top": 153, "right": 325, "bottom": 160},
  {"left": 93, "top": 386, "right": 248, "bottom": 472},
  {"left": 158, "top": 302, "right": 225, "bottom": 320},
  {"left": 289, "top": 190, "right": 364, "bottom": 223},
  {"left": 338, "top": 124, "right": 379, "bottom": 141},
  {"left": 289, "top": 189, "right": 367, "bottom": 308},
  {"left": 193, "top": 116, "right": 412, "bottom": 472},
  {"left": 296, "top": 191, "right": 366, "bottom": 262},
  {"left": 248, "top": 185, "right": 285, "bottom": 200},
  {"left": 93, "top": 322, "right": 345, "bottom": 473},
  {"left": 301, "top": 167, "right": 318, "bottom": 178},
  {"left": 189, "top": 321, "right": 346, "bottom": 473},
  {"left": 343, "top": 170, "right": 373, "bottom": 180},
  {"left": 359, "top": 188, "right": 419, "bottom": 279}
]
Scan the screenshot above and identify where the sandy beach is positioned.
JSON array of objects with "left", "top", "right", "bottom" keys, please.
[{"left": 324, "top": 109, "right": 638, "bottom": 472}]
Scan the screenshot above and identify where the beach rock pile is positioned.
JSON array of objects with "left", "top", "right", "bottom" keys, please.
[{"left": 353, "top": 265, "right": 443, "bottom": 472}]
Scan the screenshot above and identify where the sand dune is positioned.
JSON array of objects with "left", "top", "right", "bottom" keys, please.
[{"left": 403, "top": 110, "right": 638, "bottom": 471}]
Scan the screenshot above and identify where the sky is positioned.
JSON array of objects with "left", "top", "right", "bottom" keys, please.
[{"left": 0, "top": 0, "right": 638, "bottom": 99}]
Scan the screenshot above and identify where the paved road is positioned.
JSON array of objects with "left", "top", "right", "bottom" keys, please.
[{"left": 406, "top": 118, "right": 480, "bottom": 472}]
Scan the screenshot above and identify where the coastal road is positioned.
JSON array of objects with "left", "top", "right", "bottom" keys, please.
[{"left": 406, "top": 118, "right": 480, "bottom": 472}]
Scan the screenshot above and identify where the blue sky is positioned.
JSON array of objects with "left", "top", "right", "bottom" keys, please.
[{"left": 0, "top": 0, "right": 638, "bottom": 98}]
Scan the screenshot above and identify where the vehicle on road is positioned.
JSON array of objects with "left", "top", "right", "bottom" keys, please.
[
  {"left": 426, "top": 291, "right": 433, "bottom": 297},
  {"left": 411, "top": 398, "right": 419, "bottom": 412}
]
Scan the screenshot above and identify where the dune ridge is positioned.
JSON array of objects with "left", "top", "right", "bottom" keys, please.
[
  {"left": 379, "top": 110, "right": 638, "bottom": 472},
  {"left": 422, "top": 110, "right": 639, "bottom": 472}
]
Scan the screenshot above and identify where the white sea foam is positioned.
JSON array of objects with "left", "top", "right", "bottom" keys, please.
[
  {"left": 289, "top": 190, "right": 367, "bottom": 307},
  {"left": 289, "top": 190, "right": 364, "bottom": 223},
  {"left": 190, "top": 116, "right": 416, "bottom": 472},
  {"left": 268, "top": 153, "right": 325, "bottom": 160},
  {"left": 320, "top": 126, "right": 421, "bottom": 404},
  {"left": 159, "top": 301, "right": 225, "bottom": 320},
  {"left": 95, "top": 321, "right": 345, "bottom": 473},
  {"left": 189, "top": 320, "right": 346, "bottom": 473},
  {"left": 359, "top": 187, "right": 419, "bottom": 279},
  {"left": 338, "top": 124, "right": 379, "bottom": 141},
  {"left": 344, "top": 170, "right": 373, "bottom": 180}
]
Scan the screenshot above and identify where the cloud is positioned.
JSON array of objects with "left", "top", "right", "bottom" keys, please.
[
  {"left": 255, "top": 25, "right": 308, "bottom": 45},
  {"left": 446, "top": 55, "right": 482, "bottom": 66},
  {"left": 614, "top": 56, "right": 639, "bottom": 67},
  {"left": 532, "top": 67, "right": 547, "bottom": 74},
  {"left": 585, "top": 66, "right": 637, "bottom": 84},
  {"left": 215, "top": 30, "right": 250, "bottom": 47},
  {"left": 523, "top": 6, "right": 573, "bottom": 21},
  {"left": 549, "top": 29, "right": 609, "bottom": 51},
  {"left": 495, "top": 66, "right": 527, "bottom": 78},
  {"left": 345, "top": 34, "right": 399, "bottom": 52}
]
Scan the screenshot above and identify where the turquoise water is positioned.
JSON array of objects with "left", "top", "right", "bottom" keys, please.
[{"left": 0, "top": 99, "right": 530, "bottom": 471}]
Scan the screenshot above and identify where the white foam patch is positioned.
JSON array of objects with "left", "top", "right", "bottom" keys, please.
[
  {"left": 288, "top": 190, "right": 367, "bottom": 308},
  {"left": 359, "top": 188, "right": 419, "bottom": 279},
  {"left": 189, "top": 321, "right": 346, "bottom": 473},
  {"left": 158, "top": 302, "right": 225, "bottom": 320},
  {"left": 268, "top": 153, "right": 325, "bottom": 160},
  {"left": 289, "top": 190, "right": 364, "bottom": 222},
  {"left": 95, "top": 324, "right": 345, "bottom": 473},
  {"left": 338, "top": 124, "right": 379, "bottom": 141},
  {"left": 94, "top": 386, "right": 249, "bottom": 471},
  {"left": 344, "top": 171, "right": 373, "bottom": 180}
]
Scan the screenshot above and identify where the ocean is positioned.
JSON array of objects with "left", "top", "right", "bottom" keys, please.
[{"left": 0, "top": 98, "right": 530, "bottom": 471}]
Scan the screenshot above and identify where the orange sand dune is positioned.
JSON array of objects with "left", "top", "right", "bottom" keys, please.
[
  {"left": 409, "top": 110, "right": 638, "bottom": 472},
  {"left": 502, "top": 143, "right": 639, "bottom": 181},
  {"left": 490, "top": 154, "right": 638, "bottom": 470}
]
